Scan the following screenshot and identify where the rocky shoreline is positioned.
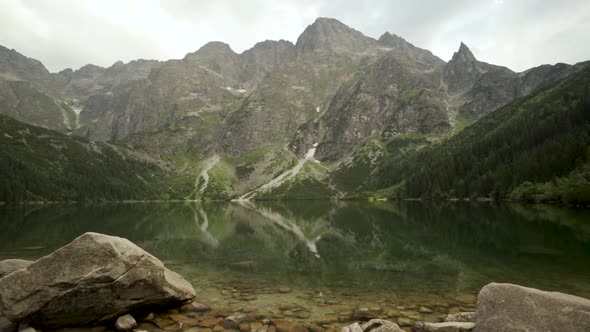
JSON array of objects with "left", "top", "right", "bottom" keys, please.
[{"left": 1, "top": 233, "right": 589, "bottom": 332}]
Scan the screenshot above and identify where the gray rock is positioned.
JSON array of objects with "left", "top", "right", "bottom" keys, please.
[
  {"left": 414, "top": 322, "right": 474, "bottom": 332},
  {"left": 341, "top": 322, "right": 362, "bottom": 332},
  {"left": 0, "top": 259, "right": 33, "bottom": 278},
  {"left": 475, "top": 282, "right": 590, "bottom": 332},
  {"left": 444, "top": 312, "right": 476, "bottom": 323},
  {"left": 0, "top": 232, "right": 196, "bottom": 328},
  {"left": 360, "top": 319, "right": 404, "bottom": 332},
  {"left": 115, "top": 314, "right": 137, "bottom": 331}
]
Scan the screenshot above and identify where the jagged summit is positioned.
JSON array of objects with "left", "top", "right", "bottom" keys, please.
[
  {"left": 311, "top": 17, "right": 352, "bottom": 28},
  {"left": 377, "top": 31, "right": 445, "bottom": 68},
  {"left": 455, "top": 42, "right": 477, "bottom": 61},
  {"left": 378, "top": 32, "right": 407, "bottom": 46},
  {"left": 189, "top": 41, "right": 237, "bottom": 58},
  {"left": 443, "top": 41, "right": 514, "bottom": 95},
  {"left": 0, "top": 45, "right": 50, "bottom": 80},
  {"left": 110, "top": 60, "right": 125, "bottom": 69},
  {"left": 295, "top": 17, "right": 375, "bottom": 54}
]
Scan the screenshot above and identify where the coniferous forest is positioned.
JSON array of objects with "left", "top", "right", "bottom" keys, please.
[{"left": 0, "top": 116, "right": 171, "bottom": 202}]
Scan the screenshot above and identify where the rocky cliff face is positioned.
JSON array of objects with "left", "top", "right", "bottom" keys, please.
[
  {"left": 295, "top": 17, "right": 376, "bottom": 55},
  {"left": 291, "top": 34, "right": 448, "bottom": 162},
  {"left": 442, "top": 42, "right": 513, "bottom": 96},
  {"left": 0, "top": 45, "right": 50, "bottom": 83},
  {"left": 459, "top": 62, "right": 575, "bottom": 119}
]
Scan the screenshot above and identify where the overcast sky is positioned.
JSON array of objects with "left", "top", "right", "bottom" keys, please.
[{"left": 1, "top": 0, "right": 589, "bottom": 72}]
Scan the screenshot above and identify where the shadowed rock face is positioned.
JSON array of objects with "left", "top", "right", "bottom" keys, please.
[
  {"left": 0, "top": 232, "right": 196, "bottom": 328},
  {"left": 475, "top": 283, "right": 590, "bottom": 332}
]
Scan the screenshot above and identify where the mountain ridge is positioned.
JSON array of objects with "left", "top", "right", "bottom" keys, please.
[{"left": 0, "top": 17, "right": 586, "bottom": 203}]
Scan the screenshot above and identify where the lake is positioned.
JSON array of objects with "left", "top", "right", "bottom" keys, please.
[{"left": 1, "top": 201, "right": 589, "bottom": 324}]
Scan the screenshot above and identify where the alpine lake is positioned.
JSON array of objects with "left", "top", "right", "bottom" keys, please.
[{"left": 1, "top": 201, "right": 589, "bottom": 327}]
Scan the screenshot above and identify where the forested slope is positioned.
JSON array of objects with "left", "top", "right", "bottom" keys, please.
[{"left": 0, "top": 116, "right": 172, "bottom": 203}]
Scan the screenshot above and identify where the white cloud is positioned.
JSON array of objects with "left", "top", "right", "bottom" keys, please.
[{"left": 0, "top": 0, "right": 587, "bottom": 72}]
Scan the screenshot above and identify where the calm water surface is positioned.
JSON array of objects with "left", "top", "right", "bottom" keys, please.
[{"left": 1, "top": 201, "right": 589, "bottom": 323}]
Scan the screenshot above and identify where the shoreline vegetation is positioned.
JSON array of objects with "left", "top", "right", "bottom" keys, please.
[{"left": 0, "top": 232, "right": 589, "bottom": 332}]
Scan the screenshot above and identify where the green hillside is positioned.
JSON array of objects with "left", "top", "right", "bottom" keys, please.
[{"left": 0, "top": 115, "right": 174, "bottom": 203}]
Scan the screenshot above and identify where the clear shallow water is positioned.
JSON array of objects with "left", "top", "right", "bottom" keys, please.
[{"left": 1, "top": 201, "right": 589, "bottom": 324}]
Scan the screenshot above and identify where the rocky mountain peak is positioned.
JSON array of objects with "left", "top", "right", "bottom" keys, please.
[
  {"left": 455, "top": 42, "right": 476, "bottom": 61},
  {"left": 0, "top": 45, "right": 50, "bottom": 81},
  {"left": 109, "top": 60, "right": 125, "bottom": 69},
  {"left": 239, "top": 39, "right": 295, "bottom": 86},
  {"left": 295, "top": 17, "right": 375, "bottom": 54},
  {"left": 74, "top": 64, "right": 105, "bottom": 78},
  {"left": 444, "top": 42, "right": 513, "bottom": 95},
  {"left": 377, "top": 32, "right": 445, "bottom": 69},
  {"left": 378, "top": 32, "right": 408, "bottom": 47},
  {"left": 195, "top": 41, "right": 235, "bottom": 54}
]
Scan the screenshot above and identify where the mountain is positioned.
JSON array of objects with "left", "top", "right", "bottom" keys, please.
[
  {"left": 368, "top": 63, "right": 590, "bottom": 204},
  {"left": 0, "top": 17, "right": 587, "bottom": 203},
  {"left": 0, "top": 45, "right": 51, "bottom": 83}
]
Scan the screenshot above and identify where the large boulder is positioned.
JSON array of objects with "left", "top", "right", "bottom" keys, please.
[
  {"left": 475, "top": 283, "right": 590, "bottom": 331},
  {"left": 0, "top": 259, "right": 33, "bottom": 278},
  {"left": 0, "top": 232, "right": 196, "bottom": 328}
]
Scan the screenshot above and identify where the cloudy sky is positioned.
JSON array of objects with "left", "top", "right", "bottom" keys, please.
[{"left": 1, "top": 0, "right": 589, "bottom": 72}]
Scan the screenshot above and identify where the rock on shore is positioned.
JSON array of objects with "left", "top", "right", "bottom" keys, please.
[
  {"left": 0, "top": 232, "right": 196, "bottom": 328},
  {"left": 339, "top": 282, "right": 590, "bottom": 332},
  {"left": 475, "top": 282, "right": 590, "bottom": 331}
]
